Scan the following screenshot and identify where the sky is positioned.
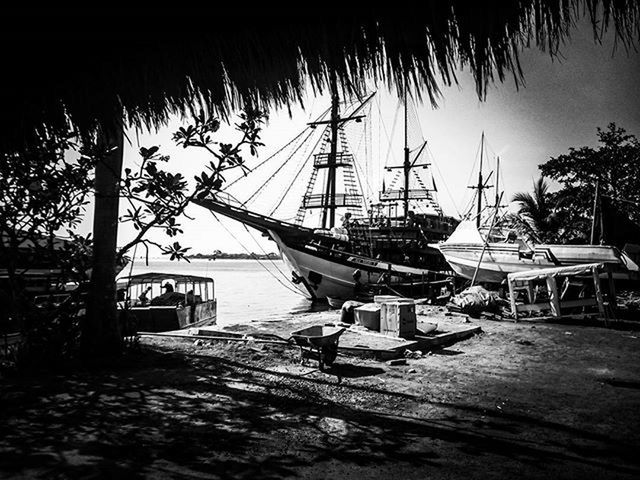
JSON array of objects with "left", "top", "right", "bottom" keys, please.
[{"left": 76, "top": 18, "right": 640, "bottom": 257}]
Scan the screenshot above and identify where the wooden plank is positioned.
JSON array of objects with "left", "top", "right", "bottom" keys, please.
[
  {"left": 526, "top": 280, "right": 535, "bottom": 304},
  {"left": 138, "top": 331, "right": 289, "bottom": 345},
  {"left": 508, "top": 277, "right": 518, "bottom": 320},
  {"left": 592, "top": 268, "right": 607, "bottom": 326},
  {"left": 559, "top": 298, "right": 597, "bottom": 309},
  {"left": 606, "top": 264, "right": 617, "bottom": 314},
  {"left": 546, "top": 276, "right": 561, "bottom": 317},
  {"left": 514, "top": 313, "right": 601, "bottom": 323},
  {"left": 414, "top": 326, "right": 481, "bottom": 349},
  {"left": 516, "top": 302, "right": 551, "bottom": 313}
]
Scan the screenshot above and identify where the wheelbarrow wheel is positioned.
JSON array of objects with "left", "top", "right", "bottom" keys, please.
[{"left": 321, "top": 344, "right": 338, "bottom": 368}]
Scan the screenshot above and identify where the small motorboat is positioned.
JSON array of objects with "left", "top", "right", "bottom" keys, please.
[{"left": 117, "top": 272, "right": 217, "bottom": 333}]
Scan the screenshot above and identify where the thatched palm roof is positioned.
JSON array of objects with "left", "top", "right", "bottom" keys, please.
[{"left": 2, "top": 3, "right": 638, "bottom": 148}]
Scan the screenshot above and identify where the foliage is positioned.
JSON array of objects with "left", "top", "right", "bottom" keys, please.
[
  {"left": 509, "top": 177, "right": 560, "bottom": 243},
  {"left": 0, "top": 129, "right": 95, "bottom": 301},
  {"left": 117, "top": 108, "right": 266, "bottom": 263},
  {"left": 0, "top": 129, "right": 93, "bottom": 254},
  {"left": 0, "top": 129, "right": 97, "bottom": 367},
  {"left": 539, "top": 123, "right": 640, "bottom": 243},
  {"left": 0, "top": 109, "right": 265, "bottom": 368},
  {"left": 11, "top": 291, "right": 84, "bottom": 369}
]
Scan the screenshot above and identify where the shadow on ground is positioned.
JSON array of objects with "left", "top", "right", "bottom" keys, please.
[{"left": 1, "top": 344, "right": 639, "bottom": 479}]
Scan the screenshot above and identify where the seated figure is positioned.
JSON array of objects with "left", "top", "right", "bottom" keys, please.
[{"left": 150, "top": 283, "right": 184, "bottom": 306}]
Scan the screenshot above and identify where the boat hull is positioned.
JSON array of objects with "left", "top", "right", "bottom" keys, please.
[
  {"left": 438, "top": 242, "right": 629, "bottom": 283},
  {"left": 270, "top": 231, "right": 446, "bottom": 300},
  {"left": 192, "top": 198, "right": 453, "bottom": 300}
]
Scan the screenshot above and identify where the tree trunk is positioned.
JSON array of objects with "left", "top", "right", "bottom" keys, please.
[{"left": 82, "top": 127, "right": 124, "bottom": 357}]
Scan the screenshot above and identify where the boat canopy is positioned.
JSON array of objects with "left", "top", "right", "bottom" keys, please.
[
  {"left": 119, "top": 272, "right": 214, "bottom": 284},
  {"left": 507, "top": 263, "right": 604, "bottom": 282}
]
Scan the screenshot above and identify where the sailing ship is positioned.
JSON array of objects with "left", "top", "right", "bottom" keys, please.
[
  {"left": 193, "top": 84, "right": 459, "bottom": 301},
  {"left": 434, "top": 136, "right": 639, "bottom": 283}
]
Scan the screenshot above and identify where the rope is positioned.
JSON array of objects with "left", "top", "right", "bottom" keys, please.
[
  {"left": 224, "top": 105, "right": 330, "bottom": 191},
  {"left": 241, "top": 126, "right": 317, "bottom": 207},
  {"left": 208, "top": 211, "right": 307, "bottom": 298},
  {"left": 414, "top": 135, "right": 460, "bottom": 218},
  {"left": 381, "top": 101, "right": 400, "bottom": 169},
  {"left": 268, "top": 125, "right": 327, "bottom": 216},
  {"left": 224, "top": 129, "right": 306, "bottom": 190},
  {"left": 240, "top": 223, "right": 295, "bottom": 283}
]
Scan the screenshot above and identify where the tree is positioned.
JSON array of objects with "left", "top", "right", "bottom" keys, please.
[
  {"left": 81, "top": 108, "right": 265, "bottom": 357},
  {"left": 539, "top": 123, "right": 640, "bottom": 243},
  {"left": 510, "top": 177, "right": 559, "bottom": 243},
  {"left": 0, "top": 129, "right": 94, "bottom": 322},
  {"left": 0, "top": 129, "right": 97, "bottom": 365},
  {"left": 116, "top": 108, "right": 265, "bottom": 264}
]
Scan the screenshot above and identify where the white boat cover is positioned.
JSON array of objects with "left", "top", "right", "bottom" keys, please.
[
  {"left": 444, "top": 220, "right": 484, "bottom": 244},
  {"left": 507, "top": 262, "right": 604, "bottom": 282}
]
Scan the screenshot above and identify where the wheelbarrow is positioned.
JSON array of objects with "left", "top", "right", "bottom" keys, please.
[{"left": 290, "top": 325, "right": 346, "bottom": 370}]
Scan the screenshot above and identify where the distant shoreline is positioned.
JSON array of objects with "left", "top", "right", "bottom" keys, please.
[{"left": 187, "top": 252, "right": 281, "bottom": 261}]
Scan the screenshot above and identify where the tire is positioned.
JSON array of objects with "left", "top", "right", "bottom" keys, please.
[{"left": 321, "top": 344, "right": 338, "bottom": 367}]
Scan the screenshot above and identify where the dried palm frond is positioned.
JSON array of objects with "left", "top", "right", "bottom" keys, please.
[{"left": 1, "top": 2, "right": 638, "bottom": 148}]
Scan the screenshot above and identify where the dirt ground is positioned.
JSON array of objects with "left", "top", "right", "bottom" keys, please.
[{"left": 1, "top": 311, "right": 640, "bottom": 479}]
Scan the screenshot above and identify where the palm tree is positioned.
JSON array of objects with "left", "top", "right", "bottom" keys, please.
[{"left": 511, "top": 177, "right": 559, "bottom": 243}]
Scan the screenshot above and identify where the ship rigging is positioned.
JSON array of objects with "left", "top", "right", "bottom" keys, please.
[{"left": 194, "top": 84, "right": 459, "bottom": 301}]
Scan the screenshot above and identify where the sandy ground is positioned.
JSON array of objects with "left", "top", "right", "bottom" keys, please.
[{"left": 1, "top": 310, "right": 640, "bottom": 479}]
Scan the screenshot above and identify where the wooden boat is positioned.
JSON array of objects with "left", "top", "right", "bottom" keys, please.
[
  {"left": 433, "top": 135, "right": 639, "bottom": 284},
  {"left": 194, "top": 87, "right": 457, "bottom": 301},
  {"left": 117, "top": 272, "right": 217, "bottom": 332},
  {"left": 435, "top": 220, "right": 638, "bottom": 283}
]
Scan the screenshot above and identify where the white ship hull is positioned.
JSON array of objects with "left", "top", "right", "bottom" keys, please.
[
  {"left": 436, "top": 222, "right": 636, "bottom": 283},
  {"left": 269, "top": 231, "right": 442, "bottom": 300}
]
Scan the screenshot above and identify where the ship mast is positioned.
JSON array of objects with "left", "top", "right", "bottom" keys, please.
[
  {"left": 403, "top": 83, "right": 410, "bottom": 219},
  {"left": 305, "top": 78, "right": 372, "bottom": 229},
  {"left": 467, "top": 132, "right": 492, "bottom": 228},
  {"left": 321, "top": 70, "right": 340, "bottom": 229},
  {"left": 476, "top": 132, "right": 485, "bottom": 228},
  {"left": 381, "top": 85, "right": 432, "bottom": 220},
  {"left": 494, "top": 156, "right": 500, "bottom": 209}
]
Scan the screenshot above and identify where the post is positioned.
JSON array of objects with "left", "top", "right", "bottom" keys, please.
[
  {"left": 606, "top": 264, "right": 616, "bottom": 316},
  {"left": 545, "top": 276, "right": 561, "bottom": 317},
  {"left": 470, "top": 192, "right": 503, "bottom": 286},
  {"left": 476, "top": 132, "right": 485, "bottom": 228},
  {"left": 592, "top": 266, "right": 608, "bottom": 326},
  {"left": 526, "top": 281, "right": 535, "bottom": 304},
  {"left": 507, "top": 275, "right": 518, "bottom": 321},
  {"left": 590, "top": 181, "right": 600, "bottom": 245}
]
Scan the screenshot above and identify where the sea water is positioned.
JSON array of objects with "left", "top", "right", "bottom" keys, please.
[{"left": 122, "top": 258, "right": 317, "bottom": 326}]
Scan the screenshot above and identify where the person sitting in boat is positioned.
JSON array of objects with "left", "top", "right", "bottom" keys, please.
[
  {"left": 138, "top": 286, "right": 152, "bottom": 306},
  {"left": 150, "top": 282, "right": 183, "bottom": 306}
]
